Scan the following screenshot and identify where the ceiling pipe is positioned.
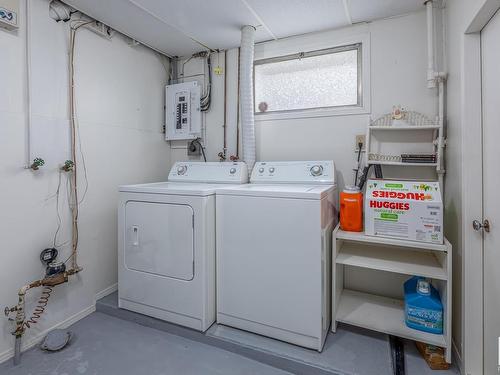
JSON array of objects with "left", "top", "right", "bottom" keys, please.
[
  {"left": 425, "top": 0, "right": 446, "bottom": 88},
  {"left": 342, "top": 0, "right": 353, "bottom": 25},
  {"left": 240, "top": 0, "right": 277, "bottom": 40},
  {"left": 425, "top": 0, "right": 436, "bottom": 88}
]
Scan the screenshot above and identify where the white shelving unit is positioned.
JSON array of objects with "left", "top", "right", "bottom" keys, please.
[
  {"left": 365, "top": 111, "right": 446, "bottom": 187},
  {"left": 332, "top": 224, "right": 452, "bottom": 363}
]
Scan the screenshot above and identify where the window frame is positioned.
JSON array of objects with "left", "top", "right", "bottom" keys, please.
[
  {"left": 252, "top": 31, "right": 371, "bottom": 121},
  {"left": 254, "top": 43, "right": 362, "bottom": 115}
]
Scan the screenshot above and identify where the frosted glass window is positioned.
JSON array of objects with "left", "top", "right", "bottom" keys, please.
[{"left": 254, "top": 44, "right": 361, "bottom": 114}]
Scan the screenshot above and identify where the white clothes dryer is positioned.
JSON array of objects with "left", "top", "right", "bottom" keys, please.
[{"left": 118, "top": 162, "right": 248, "bottom": 331}]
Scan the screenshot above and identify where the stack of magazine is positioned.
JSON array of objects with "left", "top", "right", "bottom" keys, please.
[{"left": 400, "top": 154, "right": 437, "bottom": 163}]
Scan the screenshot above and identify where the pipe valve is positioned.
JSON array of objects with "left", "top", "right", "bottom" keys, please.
[
  {"left": 4, "top": 306, "right": 17, "bottom": 317},
  {"left": 60, "top": 160, "right": 74, "bottom": 172},
  {"left": 30, "top": 157, "right": 45, "bottom": 170}
]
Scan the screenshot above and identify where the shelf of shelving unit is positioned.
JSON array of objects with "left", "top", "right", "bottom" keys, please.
[
  {"left": 369, "top": 125, "right": 441, "bottom": 131},
  {"left": 336, "top": 229, "right": 449, "bottom": 252},
  {"left": 365, "top": 110, "right": 445, "bottom": 187},
  {"left": 337, "top": 242, "right": 447, "bottom": 280},
  {"left": 332, "top": 224, "right": 452, "bottom": 363},
  {"left": 367, "top": 161, "right": 438, "bottom": 167},
  {"left": 336, "top": 289, "right": 447, "bottom": 347}
]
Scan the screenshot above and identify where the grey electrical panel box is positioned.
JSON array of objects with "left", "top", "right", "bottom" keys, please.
[
  {"left": 165, "top": 81, "right": 201, "bottom": 141},
  {"left": 0, "top": 0, "right": 19, "bottom": 30}
]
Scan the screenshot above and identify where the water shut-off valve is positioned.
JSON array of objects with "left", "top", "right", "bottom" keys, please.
[{"left": 29, "top": 157, "right": 45, "bottom": 170}]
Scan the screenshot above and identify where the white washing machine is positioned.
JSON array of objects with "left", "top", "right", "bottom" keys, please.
[
  {"left": 216, "top": 161, "right": 338, "bottom": 351},
  {"left": 118, "top": 162, "right": 248, "bottom": 331}
]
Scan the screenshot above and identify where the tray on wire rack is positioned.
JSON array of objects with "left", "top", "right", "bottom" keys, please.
[{"left": 370, "top": 110, "right": 437, "bottom": 128}]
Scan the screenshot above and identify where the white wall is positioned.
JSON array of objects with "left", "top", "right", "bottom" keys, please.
[
  {"left": 0, "top": 0, "right": 169, "bottom": 360},
  {"left": 255, "top": 11, "right": 438, "bottom": 189},
  {"left": 175, "top": 11, "right": 439, "bottom": 188}
]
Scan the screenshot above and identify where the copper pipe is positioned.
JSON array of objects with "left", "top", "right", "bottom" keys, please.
[{"left": 6, "top": 268, "right": 82, "bottom": 338}]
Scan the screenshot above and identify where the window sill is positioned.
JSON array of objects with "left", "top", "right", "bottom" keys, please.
[{"left": 254, "top": 104, "right": 370, "bottom": 122}]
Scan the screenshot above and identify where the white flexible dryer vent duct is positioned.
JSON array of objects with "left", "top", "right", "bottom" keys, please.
[{"left": 239, "top": 25, "right": 256, "bottom": 175}]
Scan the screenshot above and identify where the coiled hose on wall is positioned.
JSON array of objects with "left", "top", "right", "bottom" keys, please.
[{"left": 23, "top": 286, "right": 53, "bottom": 330}]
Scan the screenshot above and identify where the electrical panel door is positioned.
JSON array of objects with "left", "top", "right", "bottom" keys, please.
[{"left": 165, "top": 81, "right": 201, "bottom": 141}]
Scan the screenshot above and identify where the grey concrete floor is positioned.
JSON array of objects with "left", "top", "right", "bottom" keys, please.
[
  {"left": 97, "top": 293, "right": 459, "bottom": 375},
  {"left": 207, "top": 322, "right": 459, "bottom": 375},
  {"left": 0, "top": 312, "right": 293, "bottom": 375},
  {"left": 0, "top": 293, "right": 460, "bottom": 375}
]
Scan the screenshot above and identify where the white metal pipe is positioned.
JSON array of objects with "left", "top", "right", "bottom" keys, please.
[
  {"left": 239, "top": 25, "right": 256, "bottom": 175},
  {"left": 438, "top": 78, "right": 444, "bottom": 127},
  {"left": 436, "top": 79, "right": 444, "bottom": 171},
  {"left": 24, "top": 0, "right": 32, "bottom": 168},
  {"left": 13, "top": 336, "right": 21, "bottom": 365},
  {"left": 425, "top": 0, "right": 436, "bottom": 88}
]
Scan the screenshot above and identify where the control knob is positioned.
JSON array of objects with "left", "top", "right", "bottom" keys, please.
[
  {"left": 230, "top": 167, "right": 237, "bottom": 174},
  {"left": 258, "top": 167, "right": 265, "bottom": 173},
  {"left": 310, "top": 165, "right": 323, "bottom": 176},
  {"left": 269, "top": 167, "right": 275, "bottom": 174},
  {"left": 177, "top": 165, "right": 187, "bottom": 175}
]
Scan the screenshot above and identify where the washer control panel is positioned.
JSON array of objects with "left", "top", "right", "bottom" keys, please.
[
  {"left": 250, "top": 161, "right": 335, "bottom": 184},
  {"left": 168, "top": 162, "right": 248, "bottom": 183}
]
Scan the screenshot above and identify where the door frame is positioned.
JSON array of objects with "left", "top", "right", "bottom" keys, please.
[{"left": 462, "top": 2, "right": 500, "bottom": 374}]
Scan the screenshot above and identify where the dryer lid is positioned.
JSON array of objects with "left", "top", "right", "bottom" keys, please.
[{"left": 120, "top": 182, "right": 226, "bottom": 196}]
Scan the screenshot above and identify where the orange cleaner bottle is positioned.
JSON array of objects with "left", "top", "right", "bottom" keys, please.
[{"left": 340, "top": 186, "right": 363, "bottom": 232}]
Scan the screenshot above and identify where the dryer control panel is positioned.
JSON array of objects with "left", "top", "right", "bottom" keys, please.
[
  {"left": 251, "top": 161, "right": 336, "bottom": 184},
  {"left": 168, "top": 162, "right": 248, "bottom": 183}
]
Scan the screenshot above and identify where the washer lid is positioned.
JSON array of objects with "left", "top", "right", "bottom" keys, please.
[
  {"left": 216, "top": 183, "right": 335, "bottom": 199},
  {"left": 120, "top": 182, "right": 230, "bottom": 196}
]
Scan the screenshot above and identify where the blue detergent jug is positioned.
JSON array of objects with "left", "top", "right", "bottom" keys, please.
[{"left": 404, "top": 276, "right": 443, "bottom": 334}]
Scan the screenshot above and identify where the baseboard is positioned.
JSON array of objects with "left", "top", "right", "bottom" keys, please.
[
  {"left": 452, "top": 339, "right": 464, "bottom": 375},
  {"left": 0, "top": 283, "right": 118, "bottom": 365},
  {"left": 95, "top": 283, "right": 118, "bottom": 301},
  {"left": 0, "top": 304, "right": 95, "bottom": 364}
]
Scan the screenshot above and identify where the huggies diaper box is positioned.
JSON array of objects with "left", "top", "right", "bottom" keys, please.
[{"left": 365, "top": 180, "right": 443, "bottom": 244}]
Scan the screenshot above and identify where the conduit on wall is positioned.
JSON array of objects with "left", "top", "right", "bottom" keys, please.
[
  {"left": 24, "top": 0, "right": 32, "bottom": 168},
  {"left": 239, "top": 25, "right": 256, "bottom": 175},
  {"left": 424, "top": 0, "right": 447, "bottom": 191}
]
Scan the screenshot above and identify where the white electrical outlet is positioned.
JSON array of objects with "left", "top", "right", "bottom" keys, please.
[
  {"left": 0, "top": 0, "right": 19, "bottom": 30},
  {"left": 355, "top": 134, "right": 366, "bottom": 151}
]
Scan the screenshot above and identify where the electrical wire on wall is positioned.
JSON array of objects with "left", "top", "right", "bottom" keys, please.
[
  {"left": 65, "top": 18, "right": 93, "bottom": 270},
  {"left": 179, "top": 51, "right": 212, "bottom": 111},
  {"left": 200, "top": 54, "right": 212, "bottom": 112},
  {"left": 178, "top": 50, "right": 212, "bottom": 159},
  {"left": 47, "top": 171, "right": 71, "bottom": 249},
  {"left": 190, "top": 138, "right": 207, "bottom": 162},
  {"left": 11, "top": 16, "right": 93, "bottom": 339}
]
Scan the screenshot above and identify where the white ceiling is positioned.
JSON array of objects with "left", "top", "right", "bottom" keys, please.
[{"left": 65, "top": 0, "right": 424, "bottom": 57}]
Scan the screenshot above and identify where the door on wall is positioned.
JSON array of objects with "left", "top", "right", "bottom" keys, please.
[{"left": 481, "top": 9, "right": 500, "bottom": 375}]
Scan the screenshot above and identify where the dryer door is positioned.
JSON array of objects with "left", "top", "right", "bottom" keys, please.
[{"left": 125, "top": 201, "right": 194, "bottom": 281}]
